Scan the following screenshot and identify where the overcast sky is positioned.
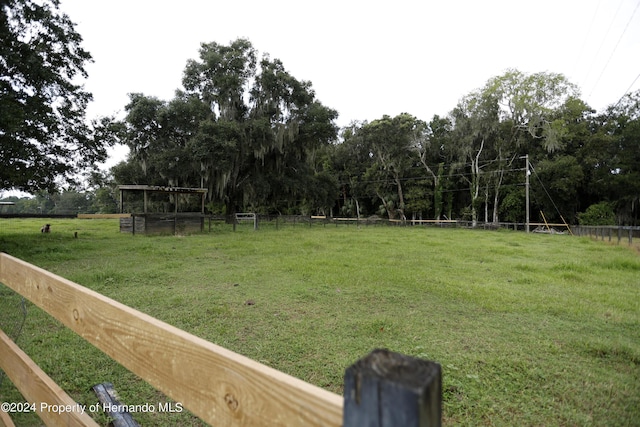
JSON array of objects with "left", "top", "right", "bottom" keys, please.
[{"left": 59, "top": 0, "right": 640, "bottom": 168}]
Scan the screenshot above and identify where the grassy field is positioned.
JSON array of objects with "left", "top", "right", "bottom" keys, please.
[{"left": 0, "top": 218, "right": 639, "bottom": 426}]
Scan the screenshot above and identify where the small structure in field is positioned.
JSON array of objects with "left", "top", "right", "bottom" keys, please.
[{"left": 118, "top": 185, "right": 207, "bottom": 235}]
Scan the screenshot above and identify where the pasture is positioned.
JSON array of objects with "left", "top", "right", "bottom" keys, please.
[{"left": 0, "top": 218, "right": 638, "bottom": 426}]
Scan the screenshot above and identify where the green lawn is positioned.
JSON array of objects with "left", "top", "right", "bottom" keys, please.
[{"left": 1, "top": 218, "right": 639, "bottom": 426}]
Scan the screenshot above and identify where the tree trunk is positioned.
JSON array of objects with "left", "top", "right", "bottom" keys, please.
[
  {"left": 433, "top": 163, "right": 444, "bottom": 220},
  {"left": 225, "top": 200, "right": 237, "bottom": 223},
  {"left": 484, "top": 183, "right": 489, "bottom": 224},
  {"left": 469, "top": 138, "right": 484, "bottom": 228},
  {"left": 419, "top": 156, "right": 440, "bottom": 220},
  {"left": 377, "top": 192, "right": 397, "bottom": 220},
  {"left": 394, "top": 174, "right": 406, "bottom": 221}
]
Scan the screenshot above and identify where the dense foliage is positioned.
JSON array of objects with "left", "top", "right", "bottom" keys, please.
[
  {"left": 100, "top": 61, "right": 638, "bottom": 225},
  {"left": 0, "top": 0, "right": 114, "bottom": 193},
  {"left": 329, "top": 73, "right": 638, "bottom": 226},
  {"left": 113, "top": 39, "right": 339, "bottom": 217}
]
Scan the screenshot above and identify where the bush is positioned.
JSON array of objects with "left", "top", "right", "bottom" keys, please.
[{"left": 578, "top": 202, "right": 616, "bottom": 225}]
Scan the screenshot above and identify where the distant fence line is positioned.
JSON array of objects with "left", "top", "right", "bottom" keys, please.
[
  {"left": 1, "top": 213, "right": 638, "bottom": 246},
  {"left": 572, "top": 225, "right": 640, "bottom": 245},
  {"left": 0, "top": 213, "right": 77, "bottom": 219},
  {"left": 229, "top": 215, "right": 574, "bottom": 232}
]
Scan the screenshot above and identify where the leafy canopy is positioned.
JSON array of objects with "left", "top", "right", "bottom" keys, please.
[
  {"left": 1, "top": 0, "right": 111, "bottom": 193},
  {"left": 117, "top": 39, "right": 339, "bottom": 215}
]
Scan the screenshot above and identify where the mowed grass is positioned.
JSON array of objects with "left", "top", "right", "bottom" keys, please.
[{"left": 0, "top": 218, "right": 639, "bottom": 426}]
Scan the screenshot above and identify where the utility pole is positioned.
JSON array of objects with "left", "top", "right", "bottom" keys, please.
[{"left": 524, "top": 154, "right": 530, "bottom": 233}]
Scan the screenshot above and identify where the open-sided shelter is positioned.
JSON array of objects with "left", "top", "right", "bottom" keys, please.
[{"left": 118, "top": 185, "right": 208, "bottom": 234}]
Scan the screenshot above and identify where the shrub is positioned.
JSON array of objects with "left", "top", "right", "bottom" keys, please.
[{"left": 578, "top": 202, "right": 616, "bottom": 225}]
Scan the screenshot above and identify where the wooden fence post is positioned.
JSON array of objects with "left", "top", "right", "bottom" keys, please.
[
  {"left": 343, "top": 349, "right": 442, "bottom": 427},
  {"left": 92, "top": 383, "right": 140, "bottom": 427}
]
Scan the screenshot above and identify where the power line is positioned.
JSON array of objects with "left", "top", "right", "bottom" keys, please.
[
  {"left": 529, "top": 163, "right": 565, "bottom": 221},
  {"left": 337, "top": 167, "right": 525, "bottom": 187},
  {"left": 613, "top": 71, "right": 640, "bottom": 109},
  {"left": 572, "top": 0, "right": 602, "bottom": 78},
  {"left": 583, "top": 0, "right": 625, "bottom": 85},
  {"left": 588, "top": 0, "right": 640, "bottom": 97}
]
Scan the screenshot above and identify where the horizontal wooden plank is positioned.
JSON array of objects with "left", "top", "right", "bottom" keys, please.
[
  {"left": 0, "top": 407, "right": 16, "bottom": 427},
  {"left": 78, "top": 214, "right": 131, "bottom": 219},
  {"left": 0, "top": 328, "right": 100, "bottom": 427},
  {"left": 388, "top": 219, "right": 457, "bottom": 223},
  {"left": 235, "top": 213, "right": 256, "bottom": 219},
  {"left": 0, "top": 253, "right": 343, "bottom": 427},
  {"left": 92, "top": 383, "right": 140, "bottom": 427},
  {"left": 332, "top": 218, "right": 382, "bottom": 222}
]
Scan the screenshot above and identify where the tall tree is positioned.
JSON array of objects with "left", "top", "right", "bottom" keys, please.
[
  {"left": 582, "top": 91, "right": 640, "bottom": 225},
  {"left": 331, "top": 122, "right": 371, "bottom": 219},
  {"left": 483, "top": 70, "right": 579, "bottom": 223},
  {"left": 450, "top": 69, "right": 580, "bottom": 225},
  {"left": 122, "top": 92, "right": 206, "bottom": 187},
  {"left": 358, "top": 113, "right": 425, "bottom": 220},
  {"left": 1, "top": 0, "right": 111, "bottom": 193},
  {"left": 450, "top": 89, "right": 500, "bottom": 226},
  {"left": 531, "top": 155, "right": 584, "bottom": 223},
  {"left": 182, "top": 39, "right": 338, "bottom": 216},
  {"left": 412, "top": 115, "right": 453, "bottom": 219},
  {"left": 488, "top": 69, "right": 579, "bottom": 152}
]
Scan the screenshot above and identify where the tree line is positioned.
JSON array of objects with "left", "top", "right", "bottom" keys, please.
[
  {"left": 1, "top": 1, "right": 638, "bottom": 225},
  {"left": 106, "top": 41, "right": 639, "bottom": 226}
]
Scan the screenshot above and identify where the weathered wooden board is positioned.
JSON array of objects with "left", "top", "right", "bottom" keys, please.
[
  {"left": 343, "top": 349, "right": 441, "bottom": 427},
  {"left": 119, "top": 214, "right": 204, "bottom": 234},
  {"left": 92, "top": 383, "right": 140, "bottom": 427},
  {"left": 77, "top": 214, "right": 131, "bottom": 219}
]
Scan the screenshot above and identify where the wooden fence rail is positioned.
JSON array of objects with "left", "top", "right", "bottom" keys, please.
[{"left": 0, "top": 253, "right": 441, "bottom": 426}]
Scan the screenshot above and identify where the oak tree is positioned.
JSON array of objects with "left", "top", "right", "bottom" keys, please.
[{"left": 1, "top": 0, "right": 110, "bottom": 193}]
